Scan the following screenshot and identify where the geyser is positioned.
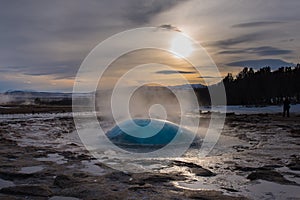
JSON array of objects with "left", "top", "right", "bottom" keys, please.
[{"left": 106, "top": 118, "right": 196, "bottom": 146}]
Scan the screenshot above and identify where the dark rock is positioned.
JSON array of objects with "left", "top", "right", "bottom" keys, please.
[
  {"left": 221, "top": 187, "right": 239, "bottom": 192},
  {"left": 287, "top": 156, "right": 300, "bottom": 171},
  {"left": 103, "top": 171, "right": 134, "bottom": 185},
  {"left": 191, "top": 167, "right": 215, "bottom": 177},
  {"left": 185, "top": 190, "right": 248, "bottom": 200},
  {"left": 72, "top": 172, "right": 89, "bottom": 178},
  {"left": 131, "top": 172, "right": 186, "bottom": 185},
  {"left": 76, "top": 154, "right": 91, "bottom": 160},
  {"left": 54, "top": 174, "right": 75, "bottom": 188},
  {"left": 60, "top": 151, "right": 76, "bottom": 160},
  {"left": 235, "top": 164, "right": 282, "bottom": 172},
  {"left": 288, "top": 164, "right": 300, "bottom": 171},
  {"left": 95, "top": 162, "right": 112, "bottom": 170},
  {"left": 172, "top": 160, "right": 215, "bottom": 177},
  {"left": 247, "top": 169, "right": 297, "bottom": 185},
  {"left": 0, "top": 171, "right": 34, "bottom": 180},
  {"left": 0, "top": 184, "right": 52, "bottom": 197},
  {"left": 4, "top": 154, "right": 18, "bottom": 159},
  {"left": 128, "top": 183, "right": 153, "bottom": 191},
  {"left": 290, "top": 129, "right": 300, "bottom": 138},
  {"left": 0, "top": 194, "right": 17, "bottom": 200},
  {"left": 60, "top": 184, "right": 127, "bottom": 200},
  {"left": 259, "top": 165, "right": 282, "bottom": 170},
  {"left": 234, "top": 165, "right": 256, "bottom": 172},
  {"left": 226, "top": 112, "right": 235, "bottom": 116}
]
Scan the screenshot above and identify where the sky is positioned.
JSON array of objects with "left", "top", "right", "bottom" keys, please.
[{"left": 0, "top": 0, "right": 299, "bottom": 92}]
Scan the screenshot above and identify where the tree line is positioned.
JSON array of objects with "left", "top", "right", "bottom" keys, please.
[{"left": 194, "top": 64, "right": 300, "bottom": 105}]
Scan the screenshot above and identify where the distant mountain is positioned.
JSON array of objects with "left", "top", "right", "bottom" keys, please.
[
  {"left": 170, "top": 84, "right": 206, "bottom": 90},
  {"left": 4, "top": 90, "right": 72, "bottom": 98},
  {"left": 4, "top": 90, "right": 93, "bottom": 97},
  {"left": 95, "top": 84, "right": 207, "bottom": 92},
  {"left": 2, "top": 84, "right": 205, "bottom": 104},
  {"left": 227, "top": 59, "right": 294, "bottom": 70},
  {"left": 5, "top": 89, "right": 37, "bottom": 93}
]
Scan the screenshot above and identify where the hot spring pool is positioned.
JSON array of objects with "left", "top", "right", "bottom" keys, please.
[{"left": 106, "top": 118, "right": 197, "bottom": 147}]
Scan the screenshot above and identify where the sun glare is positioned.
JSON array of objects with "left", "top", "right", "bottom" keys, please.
[{"left": 170, "top": 35, "right": 194, "bottom": 58}]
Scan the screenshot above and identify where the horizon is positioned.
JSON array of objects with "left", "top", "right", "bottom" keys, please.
[{"left": 1, "top": 64, "right": 299, "bottom": 94}]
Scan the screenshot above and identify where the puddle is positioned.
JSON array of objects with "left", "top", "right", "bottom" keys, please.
[
  {"left": 0, "top": 178, "right": 14, "bottom": 189},
  {"left": 174, "top": 180, "right": 219, "bottom": 191},
  {"left": 36, "top": 153, "right": 67, "bottom": 164},
  {"left": 19, "top": 166, "right": 44, "bottom": 174},
  {"left": 80, "top": 160, "right": 105, "bottom": 176}
]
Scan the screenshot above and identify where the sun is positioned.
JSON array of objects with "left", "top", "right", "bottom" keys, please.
[{"left": 170, "top": 35, "right": 194, "bottom": 58}]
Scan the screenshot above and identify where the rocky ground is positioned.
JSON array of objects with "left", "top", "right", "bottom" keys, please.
[
  {"left": 0, "top": 111, "right": 299, "bottom": 199},
  {"left": 0, "top": 105, "right": 72, "bottom": 115}
]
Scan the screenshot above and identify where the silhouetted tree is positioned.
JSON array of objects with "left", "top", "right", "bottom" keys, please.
[{"left": 195, "top": 64, "right": 300, "bottom": 105}]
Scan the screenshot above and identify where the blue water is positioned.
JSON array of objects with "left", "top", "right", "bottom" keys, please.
[{"left": 106, "top": 118, "right": 195, "bottom": 146}]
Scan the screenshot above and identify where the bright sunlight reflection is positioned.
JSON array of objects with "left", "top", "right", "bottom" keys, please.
[{"left": 170, "top": 35, "right": 194, "bottom": 58}]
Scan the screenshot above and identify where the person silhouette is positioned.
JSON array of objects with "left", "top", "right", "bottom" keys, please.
[{"left": 283, "top": 97, "right": 290, "bottom": 117}]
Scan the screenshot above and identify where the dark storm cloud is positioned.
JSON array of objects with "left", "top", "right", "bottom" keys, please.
[
  {"left": 227, "top": 59, "right": 294, "bottom": 69},
  {"left": 125, "top": 0, "right": 187, "bottom": 24},
  {"left": 232, "top": 21, "right": 284, "bottom": 28},
  {"left": 219, "top": 46, "right": 293, "bottom": 56},
  {"left": 156, "top": 70, "right": 196, "bottom": 74}
]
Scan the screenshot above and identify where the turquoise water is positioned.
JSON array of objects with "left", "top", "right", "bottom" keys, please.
[{"left": 106, "top": 118, "right": 195, "bottom": 146}]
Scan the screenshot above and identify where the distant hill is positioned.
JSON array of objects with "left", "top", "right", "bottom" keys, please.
[
  {"left": 170, "top": 84, "right": 206, "bottom": 90},
  {"left": 4, "top": 90, "right": 72, "bottom": 98},
  {"left": 1, "top": 90, "right": 93, "bottom": 105},
  {"left": 1, "top": 84, "right": 207, "bottom": 106}
]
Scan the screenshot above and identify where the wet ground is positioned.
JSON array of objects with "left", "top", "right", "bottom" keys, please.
[{"left": 0, "top": 111, "right": 299, "bottom": 199}]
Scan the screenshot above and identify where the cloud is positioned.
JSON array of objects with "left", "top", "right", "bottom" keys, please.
[
  {"left": 0, "top": 0, "right": 300, "bottom": 91},
  {"left": 0, "top": 0, "right": 132, "bottom": 86},
  {"left": 210, "top": 32, "right": 266, "bottom": 48},
  {"left": 158, "top": 24, "right": 181, "bottom": 32},
  {"left": 1, "top": 61, "right": 78, "bottom": 79},
  {"left": 227, "top": 59, "right": 294, "bottom": 69},
  {"left": 156, "top": 70, "right": 195, "bottom": 74},
  {"left": 197, "top": 76, "right": 219, "bottom": 79},
  {"left": 219, "top": 46, "right": 293, "bottom": 56},
  {"left": 0, "top": 1, "right": 188, "bottom": 91},
  {"left": 232, "top": 21, "right": 284, "bottom": 28},
  {"left": 125, "top": 0, "right": 187, "bottom": 24}
]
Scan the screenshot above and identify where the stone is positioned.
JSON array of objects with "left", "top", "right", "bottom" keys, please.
[
  {"left": 172, "top": 160, "right": 215, "bottom": 177},
  {"left": 0, "top": 184, "right": 52, "bottom": 197},
  {"left": 54, "top": 174, "right": 75, "bottom": 188},
  {"left": 247, "top": 169, "right": 297, "bottom": 185}
]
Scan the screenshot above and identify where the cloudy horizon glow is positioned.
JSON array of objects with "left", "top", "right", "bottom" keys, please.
[{"left": 0, "top": 0, "right": 299, "bottom": 92}]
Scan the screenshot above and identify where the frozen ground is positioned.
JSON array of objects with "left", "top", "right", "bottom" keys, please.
[
  {"left": 200, "top": 104, "right": 300, "bottom": 114},
  {"left": 0, "top": 110, "right": 299, "bottom": 199}
]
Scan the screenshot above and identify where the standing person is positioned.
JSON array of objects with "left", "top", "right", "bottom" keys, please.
[{"left": 283, "top": 97, "right": 291, "bottom": 117}]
